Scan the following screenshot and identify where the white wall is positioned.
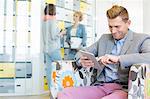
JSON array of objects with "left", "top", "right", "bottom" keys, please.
[
  {"left": 95, "top": 0, "right": 143, "bottom": 40},
  {"left": 143, "top": 0, "right": 150, "bottom": 34},
  {"left": 31, "top": 0, "right": 45, "bottom": 94}
]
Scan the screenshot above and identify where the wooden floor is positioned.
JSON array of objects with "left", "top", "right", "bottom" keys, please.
[{"left": 0, "top": 94, "right": 50, "bottom": 99}]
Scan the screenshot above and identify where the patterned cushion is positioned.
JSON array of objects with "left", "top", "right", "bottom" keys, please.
[
  {"left": 50, "top": 61, "right": 97, "bottom": 98},
  {"left": 128, "top": 63, "right": 150, "bottom": 99}
]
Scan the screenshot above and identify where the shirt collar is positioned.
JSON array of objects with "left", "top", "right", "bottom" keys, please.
[{"left": 114, "top": 29, "right": 131, "bottom": 44}]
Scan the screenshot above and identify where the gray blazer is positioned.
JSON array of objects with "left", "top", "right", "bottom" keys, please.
[{"left": 77, "top": 30, "right": 150, "bottom": 85}]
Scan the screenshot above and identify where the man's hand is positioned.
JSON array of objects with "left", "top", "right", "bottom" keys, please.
[
  {"left": 80, "top": 56, "right": 94, "bottom": 68},
  {"left": 98, "top": 54, "right": 120, "bottom": 66}
]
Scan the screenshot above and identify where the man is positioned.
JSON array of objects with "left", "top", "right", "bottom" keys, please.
[
  {"left": 42, "top": 4, "right": 62, "bottom": 90},
  {"left": 57, "top": 5, "right": 150, "bottom": 99}
]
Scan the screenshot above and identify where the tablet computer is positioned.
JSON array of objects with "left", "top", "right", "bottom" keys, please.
[{"left": 78, "top": 50, "right": 104, "bottom": 70}]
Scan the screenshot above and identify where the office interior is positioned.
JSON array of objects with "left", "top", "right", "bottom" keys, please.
[{"left": 0, "top": 0, "right": 150, "bottom": 99}]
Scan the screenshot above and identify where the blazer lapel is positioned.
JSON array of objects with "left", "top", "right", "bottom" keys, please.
[
  {"left": 120, "top": 31, "right": 133, "bottom": 54},
  {"left": 106, "top": 36, "right": 114, "bottom": 54}
]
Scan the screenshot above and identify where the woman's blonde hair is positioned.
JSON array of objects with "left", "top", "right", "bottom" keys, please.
[
  {"left": 106, "top": 5, "right": 129, "bottom": 22},
  {"left": 74, "top": 11, "right": 83, "bottom": 21}
]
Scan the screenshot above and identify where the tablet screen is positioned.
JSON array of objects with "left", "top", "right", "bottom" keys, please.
[{"left": 78, "top": 50, "right": 104, "bottom": 70}]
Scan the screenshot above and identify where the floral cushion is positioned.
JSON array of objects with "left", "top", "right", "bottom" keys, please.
[
  {"left": 50, "top": 60, "right": 97, "bottom": 98},
  {"left": 128, "top": 63, "right": 150, "bottom": 99}
]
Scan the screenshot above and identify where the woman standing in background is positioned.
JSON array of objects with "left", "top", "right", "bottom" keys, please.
[
  {"left": 42, "top": 4, "right": 62, "bottom": 90},
  {"left": 65, "top": 11, "right": 87, "bottom": 60}
]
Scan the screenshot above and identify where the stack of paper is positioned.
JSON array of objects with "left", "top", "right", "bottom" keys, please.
[
  {"left": 64, "top": 37, "right": 82, "bottom": 49},
  {"left": 70, "top": 37, "right": 82, "bottom": 49}
]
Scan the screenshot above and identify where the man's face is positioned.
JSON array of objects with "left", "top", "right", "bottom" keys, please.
[{"left": 108, "top": 16, "right": 130, "bottom": 40}]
